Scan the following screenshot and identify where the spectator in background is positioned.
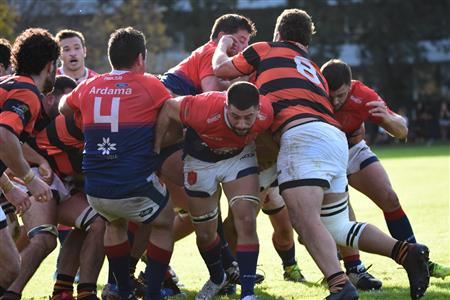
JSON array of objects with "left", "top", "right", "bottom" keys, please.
[
  {"left": 0, "top": 39, "right": 12, "bottom": 76},
  {"left": 438, "top": 101, "right": 450, "bottom": 141}
]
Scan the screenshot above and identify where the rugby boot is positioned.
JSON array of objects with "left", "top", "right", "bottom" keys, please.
[
  {"left": 402, "top": 243, "right": 430, "bottom": 299},
  {"left": 347, "top": 264, "right": 382, "bottom": 290},
  {"left": 283, "top": 263, "right": 306, "bottom": 282},
  {"left": 428, "top": 261, "right": 450, "bottom": 279},
  {"left": 100, "top": 283, "right": 120, "bottom": 300},
  {"left": 325, "top": 281, "right": 358, "bottom": 300},
  {"left": 195, "top": 273, "right": 228, "bottom": 300}
]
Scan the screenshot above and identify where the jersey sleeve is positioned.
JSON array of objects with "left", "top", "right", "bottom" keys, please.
[
  {"left": 145, "top": 75, "right": 171, "bottom": 110},
  {"left": 179, "top": 95, "right": 197, "bottom": 127},
  {"left": 65, "top": 83, "right": 84, "bottom": 112},
  {"left": 231, "top": 42, "right": 269, "bottom": 75},
  {"left": 198, "top": 47, "right": 215, "bottom": 81},
  {"left": 258, "top": 95, "right": 274, "bottom": 131},
  {"left": 0, "top": 90, "right": 40, "bottom": 136}
]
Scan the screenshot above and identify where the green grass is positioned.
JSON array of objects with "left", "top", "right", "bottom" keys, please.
[{"left": 22, "top": 144, "right": 449, "bottom": 299}]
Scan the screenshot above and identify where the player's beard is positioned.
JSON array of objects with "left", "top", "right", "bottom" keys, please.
[
  {"left": 42, "top": 65, "right": 56, "bottom": 95},
  {"left": 232, "top": 126, "right": 251, "bottom": 136}
]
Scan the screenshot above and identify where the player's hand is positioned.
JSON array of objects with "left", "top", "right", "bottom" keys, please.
[
  {"left": 3, "top": 186, "right": 31, "bottom": 215},
  {"left": 26, "top": 175, "right": 52, "bottom": 202},
  {"left": 218, "top": 35, "right": 238, "bottom": 54},
  {"left": 367, "top": 101, "right": 389, "bottom": 119},
  {"left": 38, "top": 160, "right": 53, "bottom": 184}
]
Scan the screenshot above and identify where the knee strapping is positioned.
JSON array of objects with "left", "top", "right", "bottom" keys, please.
[
  {"left": 27, "top": 224, "right": 58, "bottom": 239},
  {"left": 74, "top": 206, "right": 99, "bottom": 231},
  {"left": 189, "top": 207, "right": 219, "bottom": 224},
  {"left": 229, "top": 194, "right": 260, "bottom": 207},
  {"left": 320, "top": 197, "right": 367, "bottom": 249}
]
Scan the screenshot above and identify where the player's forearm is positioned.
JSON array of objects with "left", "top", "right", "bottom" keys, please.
[
  {"left": 22, "top": 143, "right": 47, "bottom": 166},
  {"left": 381, "top": 114, "right": 408, "bottom": 139},
  {"left": 213, "top": 45, "right": 235, "bottom": 80},
  {"left": 0, "top": 127, "right": 31, "bottom": 178}
]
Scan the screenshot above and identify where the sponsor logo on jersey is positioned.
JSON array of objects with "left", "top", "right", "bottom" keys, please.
[
  {"left": 89, "top": 86, "right": 132, "bottom": 95},
  {"left": 350, "top": 95, "right": 362, "bottom": 104},
  {"left": 207, "top": 114, "right": 221, "bottom": 124}
]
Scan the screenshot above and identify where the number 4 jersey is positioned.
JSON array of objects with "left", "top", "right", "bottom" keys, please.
[{"left": 65, "top": 71, "right": 171, "bottom": 198}]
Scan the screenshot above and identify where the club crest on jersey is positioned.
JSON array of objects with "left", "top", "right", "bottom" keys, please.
[
  {"left": 97, "top": 137, "right": 116, "bottom": 155},
  {"left": 350, "top": 95, "right": 362, "bottom": 104},
  {"left": 207, "top": 114, "right": 221, "bottom": 124},
  {"left": 187, "top": 171, "right": 197, "bottom": 185}
]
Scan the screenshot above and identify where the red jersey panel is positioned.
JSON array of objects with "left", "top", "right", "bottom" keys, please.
[
  {"left": 180, "top": 91, "right": 273, "bottom": 162},
  {"left": 57, "top": 67, "right": 98, "bottom": 85},
  {"left": 167, "top": 41, "right": 216, "bottom": 92},
  {"left": 0, "top": 75, "right": 43, "bottom": 138},
  {"left": 232, "top": 41, "right": 339, "bottom": 132},
  {"left": 336, "top": 80, "right": 394, "bottom": 134}
]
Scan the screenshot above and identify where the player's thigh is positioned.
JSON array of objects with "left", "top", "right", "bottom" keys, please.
[
  {"left": 57, "top": 192, "right": 89, "bottom": 226},
  {"left": 348, "top": 161, "right": 394, "bottom": 205},
  {"left": 160, "top": 149, "right": 184, "bottom": 186},
  {"left": 21, "top": 197, "right": 58, "bottom": 231}
]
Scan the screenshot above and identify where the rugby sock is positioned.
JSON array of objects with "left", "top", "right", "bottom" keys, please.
[
  {"left": 2, "top": 291, "right": 21, "bottom": 300},
  {"left": 391, "top": 240, "right": 409, "bottom": 265},
  {"left": 236, "top": 243, "right": 259, "bottom": 298},
  {"left": 343, "top": 255, "right": 362, "bottom": 271},
  {"left": 217, "top": 215, "right": 236, "bottom": 269},
  {"left": 76, "top": 283, "right": 97, "bottom": 300},
  {"left": 105, "top": 241, "right": 132, "bottom": 298},
  {"left": 199, "top": 235, "right": 225, "bottom": 284},
  {"left": 384, "top": 206, "right": 416, "bottom": 243},
  {"left": 273, "top": 239, "right": 296, "bottom": 267},
  {"left": 146, "top": 242, "right": 172, "bottom": 300},
  {"left": 129, "top": 256, "right": 140, "bottom": 277},
  {"left": 327, "top": 271, "right": 348, "bottom": 294},
  {"left": 52, "top": 274, "right": 74, "bottom": 296}
]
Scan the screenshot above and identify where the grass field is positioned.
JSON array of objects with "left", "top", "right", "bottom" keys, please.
[{"left": 22, "top": 144, "right": 449, "bottom": 299}]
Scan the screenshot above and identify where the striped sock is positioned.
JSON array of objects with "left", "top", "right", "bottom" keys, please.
[
  {"left": 199, "top": 235, "right": 224, "bottom": 285},
  {"left": 76, "top": 283, "right": 97, "bottom": 300},
  {"left": 327, "top": 271, "right": 348, "bottom": 294},
  {"left": 391, "top": 240, "right": 409, "bottom": 265},
  {"left": 52, "top": 274, "right": 74, "bottom": 296}
]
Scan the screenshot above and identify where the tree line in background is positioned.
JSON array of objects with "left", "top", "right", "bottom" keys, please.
[{"left": 1, "top": 0, "right": 449, "bottom": 112}]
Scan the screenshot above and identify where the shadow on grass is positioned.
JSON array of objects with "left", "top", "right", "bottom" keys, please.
[{"left": 372, "top": 143, "right": 449, "bottom": 159}]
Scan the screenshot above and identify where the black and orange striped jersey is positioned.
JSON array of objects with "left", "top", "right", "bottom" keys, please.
[
  {"left": 232, "top": 41, "right": 340, "bottom": 132},
  {"left": 0, "top": 75, "right": 44, "bottom": 140},
  {"left": 34, "top": 112, "right": 83, "bottom": 178}
]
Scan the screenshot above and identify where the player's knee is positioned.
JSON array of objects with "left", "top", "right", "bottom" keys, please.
[
  {"left": 196, "top": 230, "right": 217, "bottom": 247},
  {"left": 27, "top": 224, "right": 58, "bottom": 254},
  {"left": 235, "top": 215, "right": 256, "bottom": 238},
  {"left": 75, "top": 206, "right": 100, "bottom": 231},
  {"left": 320, "top": 197, "right": 367, "bottom": 250}
]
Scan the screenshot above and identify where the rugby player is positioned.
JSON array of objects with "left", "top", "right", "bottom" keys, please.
[
  {"left": 155, "top": 81, "right": 273, "bottom": 300},
  {"left": 60, "top": 27, "right": 175, "bottom": 300},
  {"left": 213, "top": 8, "right": 431, "bottom": 299},
  {"left": 321, "top": 58, "right": 450, "bottom": 280},
  {"left": 0, "top": 38, "right": 12, "bottom": 76}
]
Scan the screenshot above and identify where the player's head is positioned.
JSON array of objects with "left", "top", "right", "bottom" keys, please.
[
  {"left": 225, "top": 81, "right": 260, "bottom": 136},
  {"left": 321, "top": 59, "right": 352, "bottom": 111},
  {"left": 12, "top": 28, "right": 60, "bottom": 94},
  {"left": 56, "top": 29, "right": 87, "bottom": 73},
  {"left": 43, "top": 75, "right": 77, "bottom": 119},
  {"left": 108, "top": 27, "right": 146, "bottom": 72},
  {"left": 210, "top": 14, "right": 256, "bottom": 55},
  {"left": 0, "top": 38, "right": 12, "bottom": 76},
  {"left": 273, "top": 9, "right": 315, "bottom": 47}
]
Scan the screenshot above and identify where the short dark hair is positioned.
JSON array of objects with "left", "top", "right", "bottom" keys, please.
[
  {"left": 0, "top": 38, "right": 12, "bottom": 70},
  {"left": 12, "top": 28, "right": 60, "bottom": 76},
  {"left": 52, "top": 75, "right": 77, "bottom": 95},
  {"left": 55, "top": 29, "right": 86, "bottom": 47},
  {"left": 226, "top": 81, "right": 260, "bottom": 110},
  {"left": 210, "top": 14, "right": 256, "bottom": 40},
  {"left": 320, "top": 59, "right": 352, "bottom": 91},
  {"left": 274, "top": 9, "right": 315, "bottom": 46},
  {"left": 108, "top": 27, "right": 146, "bottom": 70}
]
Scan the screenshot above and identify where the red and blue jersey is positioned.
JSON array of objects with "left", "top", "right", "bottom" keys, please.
[
  {"left": 65, "top": 71, "right": 171, "bottom": 198},
  {"left": 57, "top": 67, "right": 98, "bottom": 85},
  {"left": 179, "top": 91, "right": 273, "bottom": 162},
  {"left": 336, "top": 80, "right": 394, "bottom": 134},
  {"left": 160, "top": 41, "right": 217, "bottom": 95}
]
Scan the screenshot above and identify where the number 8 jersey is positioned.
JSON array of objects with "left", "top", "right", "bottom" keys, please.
[
  {"left": 231, "top": 41, "right": 341, "bottom": 132},
  {"left": 65, "top": 70, "right": 171, "bottom": 198}
]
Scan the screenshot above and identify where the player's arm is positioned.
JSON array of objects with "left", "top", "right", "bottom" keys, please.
[
  {"left": 0, "top": 127, "right": 32, "bottom": 180},
  {"left": 367, "top": 101, "right": 408, "bottom": 139},
  {"left": 22, "top": 143, "right": 53, "bottom": 184},
  {"left": 212, "top": 35, "right": 245, "bottom": 80},
  {"left": 0, "top": 172, "right": 31, "bottom": 215},
  {"left": 58, "top": 94, "right": 75, "bottom": 116},
  {"left": 201, "top": 75, "right": 231, "bottom": 92},
  {"left": 154, "top": 97, "right": 183, "bottom": 154}
]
